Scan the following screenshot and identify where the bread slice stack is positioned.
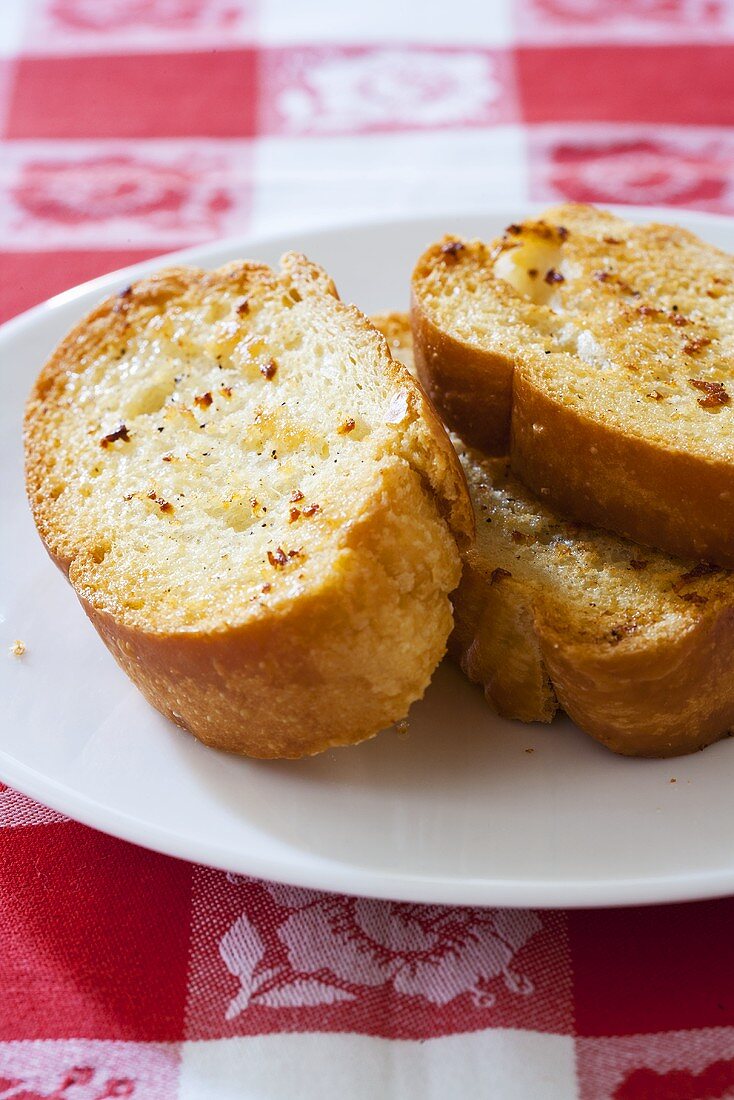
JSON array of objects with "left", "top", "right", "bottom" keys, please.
[
  {"left": 25, "top": 255, "right": 472, "bottom": 758},
  {"left": 25, "top": 202, "right": 734, "bottom": 762},
  {"left": 379, "top": 213, "right": 734, "bottom": 758}
]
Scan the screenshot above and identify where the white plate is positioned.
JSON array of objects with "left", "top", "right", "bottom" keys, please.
[{"left": 3, "top": 206, "right": 734, "bottom": 909}]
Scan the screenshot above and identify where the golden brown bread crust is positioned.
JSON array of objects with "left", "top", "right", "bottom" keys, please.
[
  {"left": 411, "top": 205, "right": 734, "bottom": 567},
  {"left": 455, "top": 455, "right": 734, "bottom": 758},
  {"left": 452, "top": 557, "right": 734, "bottom": 757},
  {"left": 26, "top": 261, "right": 472, "bottom": 759},
  {"left": 373, "top": 312, "right": 734, "bottom": 758},
  {"left": 511, "top": 373, "right": 734, "bottom": 565},
  {"left": 410, "top": 304, "right": 514, "bottom": 456},
  {"left": 537, "top": 607, "right": 734, "bottom": 756}
]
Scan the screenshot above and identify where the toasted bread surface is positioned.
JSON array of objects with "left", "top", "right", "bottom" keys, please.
[
  {"left": 26, "top": 261, "right": 472, "bottom": 758},
  {"left": 411, "top": 205, "right": 734, "bottom": 566},
  {"left": 372, "top": 312, "right": 734, "bottom": 757}
]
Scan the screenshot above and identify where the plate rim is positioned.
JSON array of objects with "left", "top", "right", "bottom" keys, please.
[{"left": 4, "top": 201, "right": 734, "bottom": 909}]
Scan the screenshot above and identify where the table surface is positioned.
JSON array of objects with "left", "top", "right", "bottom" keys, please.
[{"left": 3, "top": 2, "right": 734, "bottom": 1098}]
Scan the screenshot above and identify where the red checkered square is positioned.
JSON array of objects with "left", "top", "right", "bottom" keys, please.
[
  {"left": 185, "top": 870, "right": 573, "bottom": 1040},
  {"left": 0, "top": 822, "right": 192, "bottom": 1039},
  {"left": 6, "top": 51, "right": 258, "bottom": 139},
  {"left": 570, "top": 901, "right": 734, "bottom": 1037},
  {"left": 576, "top": 1028, "right": 734, "bottom": 1100},
  {"left": 517, "top": 45, "right": 734, "bottom": 125},
  {"left": 529, "top": 124, "right": 734, "bottom": 212},
  {"left": 0, "top": 140, "right": 253, "bottom": 248},
  {"left": 260, "top": 46, "right": 519, "bottom": 135},
  {"left": 0, "top": 249, "right": 160, "bottom": 322}
]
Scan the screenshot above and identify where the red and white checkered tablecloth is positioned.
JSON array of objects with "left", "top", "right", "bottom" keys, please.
[{"left": 3, "top": 2, "right": 734, "bottom": 1097}]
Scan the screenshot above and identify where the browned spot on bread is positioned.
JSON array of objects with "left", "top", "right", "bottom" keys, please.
[
  {"left": 491, "top": 567, "right": 511, "bottom": 584},
  {"left": 260, "top": 359, "right": 278, "bottom": 380},
  {"left": 630, "top": 559, "right": 648, "bottom": 570},
  {"left": 194, "top": 392, "right": 213, "bottom": 409},
  {"left": 544, "top": 268, "right": 564, "bottom": 285},
  {"left": 681, "top": 561, "right": 722, "bottom": 582},
  {"left": 100, "top": 424, "right": 130, "bottom": 447},
  {"left": 147, "top": 491, "right": 174, "bottom": 514},
  {"left": 684, "top": 337, "right": 713, "bottom": 356},
  {"left": 609, "top": 622, "right": 639, "bottom": 643},
  {"left": 338, "top": 417, "right": 356, "bottom": 435},
  {"left": 689, "top": 378, "right": 729, "bottom": 407}
]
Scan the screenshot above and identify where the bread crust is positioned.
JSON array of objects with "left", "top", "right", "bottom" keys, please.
[
  {"left": 410, "top": 302, "right": 513, "bottom": 456},
  {"left": 25, "top": 261, "right": 472, "bottom": 759},
  {"left": 374, "top": 312, "right": 734, "bottom": 758},
  {"left": 537, "top": 606, "right": 734, "bottom": 756},
  {"left": 511, "top": 372, "right": 734, "bottom": 564},
  {"left": 411, "top": 206, "right": 734, "bottom": 567},
  {"left": 452, "top": 462, "right": 734, "bottom": 757}
]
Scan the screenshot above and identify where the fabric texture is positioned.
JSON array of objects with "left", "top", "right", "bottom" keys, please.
[{"left": 3, "top": 1, "right": 734, "bottom": 1096}]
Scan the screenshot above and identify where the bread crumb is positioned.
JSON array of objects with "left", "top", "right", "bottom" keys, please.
[
  {"left": 10, "top": 639, "right": 26, "bottom": 657},
  {"left": 670, "top": 778, "right": 677, "bottom": 783},
  {"left": 395, "top": 718, "right": 410, "bottom": 737},
  {"left": 524, "top": 747, "right": 534, "bottom": 754}
]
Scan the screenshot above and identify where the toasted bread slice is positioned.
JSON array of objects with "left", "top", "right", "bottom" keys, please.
[
  {"left": 411, "top": 204, "right": 734, "bottom": 567},
  {"left": 25, "top": 259, "right": 472, "bottom": 759},
  {"left": 372, "top": 312, "right": 734, "bottom": 757}
]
